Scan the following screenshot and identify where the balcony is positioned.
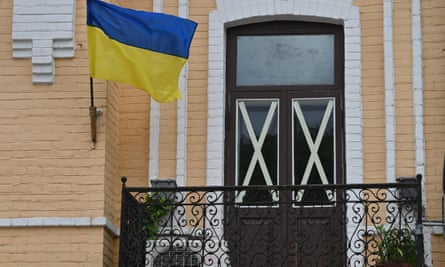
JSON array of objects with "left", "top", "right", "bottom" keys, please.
[{"left": 119, "top": 176, "right": 424, "bottom": 267}]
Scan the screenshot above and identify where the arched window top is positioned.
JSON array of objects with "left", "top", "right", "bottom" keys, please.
[{"left": 227, "top": 21, "right": 344, "bottom": 89}]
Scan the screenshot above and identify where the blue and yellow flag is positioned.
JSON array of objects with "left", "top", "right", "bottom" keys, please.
[{"left": 87, "top": 0, "right": 197, "bottom": 103}]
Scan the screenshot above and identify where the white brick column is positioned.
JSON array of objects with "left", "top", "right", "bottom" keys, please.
[
  {"left": 176, "top": 0, "right": 190, "bottom": 187},
  {"left": 12, "top": 0, "right": 75, "bottom": 83},
  {"left": 384, "top": 0, "right": 396, "bottom": 183},
  {"left": 149, "top": 0, "right": 164, "bottom": 183}
]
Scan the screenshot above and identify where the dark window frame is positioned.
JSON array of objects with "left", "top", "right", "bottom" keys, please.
[{"left": 225, "top": 20, "right": 345, "bottom": 188}]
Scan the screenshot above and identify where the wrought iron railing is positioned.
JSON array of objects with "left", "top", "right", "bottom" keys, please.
[{"left": 119, "top": 175, "right": 424, "bottom": 267}]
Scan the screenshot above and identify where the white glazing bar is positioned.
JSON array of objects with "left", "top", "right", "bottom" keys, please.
[
  {"left": 148, "top": 0, "right": 164, "bottom": 182},
  {"left": 384, "top": 0, "right": 396, "bottom": 183},
  {"left": 176, "top": 0, "right": 189, "bottom": 187}
]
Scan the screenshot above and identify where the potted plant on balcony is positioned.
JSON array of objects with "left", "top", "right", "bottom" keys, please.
[
  {"left": 375, "top": 225, "right": 417, "bottom": 267},
  {"left": 142, "top": 193, "right": 173, "bottom": 240}
]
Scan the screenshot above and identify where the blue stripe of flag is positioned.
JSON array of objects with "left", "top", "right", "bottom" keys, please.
[{"left": 86, "top": 0, "right": 197, "bottom": 59}]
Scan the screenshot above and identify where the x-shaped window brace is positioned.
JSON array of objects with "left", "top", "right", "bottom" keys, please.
[
  {"left": 236, "top": 100, "right": 279, "bottom": 203},
  {"left": 293, "top": 99, "right": 334, "bottom": 202}
]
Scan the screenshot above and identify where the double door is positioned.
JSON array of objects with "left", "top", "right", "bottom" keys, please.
[
  {"left": 224, "top": 20, "right": 345, "bottom": 266},
  {"left": 224, "top": 91, "right": 345, "bottom": 266}
]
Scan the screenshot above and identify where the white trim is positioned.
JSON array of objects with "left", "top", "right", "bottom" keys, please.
[
  {"left": 0, "top": 217, "right": 120, "bottom": 237},
  {"left": 384, "top": 0, "right": 396, "bottom": 183},
  {"left": 412, "top": 0, "right": 429, "bottom": 264},
  {"left": 411, "top": 0, "right": 424, "bottom": 180},
  {"left": 148, "top": 1, "right": 164, "bottom": 183},
  {"left": 153, "top": 0, "right": 163, "bottom": 11},
  {"left": 176, "top": 0, "right": 189, "bottom": 187}
]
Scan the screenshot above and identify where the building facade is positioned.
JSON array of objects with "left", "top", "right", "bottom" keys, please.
[{"left": 0, "top": 0, "right": 444, "bottom": 266}]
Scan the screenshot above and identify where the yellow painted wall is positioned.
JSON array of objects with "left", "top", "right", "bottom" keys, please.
[
  {"left": 394, "top": 0, "right": 416, "bottom": 176},
  {"left": 0, "top": 227, "right": 104, "bottom": 266},
  {"left": 423, "top": 0, "right": 445, "bottom": 221},
  {"left": 0, "top": 0, "right": 106, "bottom": 219},
  {"left": 1, "top": 0, "right": 444, "bottom": 266},
  {"left": 355, "top": 0, "right": 386, "bottom": 183},
  {"left": 186, "top": 0, "right": 216, "bottom": 186}
]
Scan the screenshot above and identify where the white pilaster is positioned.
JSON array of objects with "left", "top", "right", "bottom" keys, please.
[
  {"left": 384, "top": 0, "right": 396, "bottom": 183},
  {"left": 149, "top": 0, "right": 164, "bottom": 183},
  {"left": 176, "top": 0, "right": 190, "bottom": 187},
  {"left": 412, "top": 0, "right": 429, "bottom": 264}
]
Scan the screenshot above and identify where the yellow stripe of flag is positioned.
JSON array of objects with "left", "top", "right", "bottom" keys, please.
[{"left": 87, "top": 0, "right": 197, "bottom": 103}]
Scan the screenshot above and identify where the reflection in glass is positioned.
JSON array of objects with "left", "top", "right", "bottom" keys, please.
[{"left": 237, "top": 35, "right": 335, "bottom": 86}]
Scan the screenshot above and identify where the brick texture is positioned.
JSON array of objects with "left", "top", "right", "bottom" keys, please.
[
  {"left": 1, "top": 0, "right": 445, "bottom": 266},
  {"left": 0, "top": 227, "right": 104, "bottom": 266},
  {"left": 355, "top": 0, "right": 386, "bottom": 183},
  {"left": 393, "top": 0, "right": 416, "bottom": 176},
  {"left": 423, "top": 0, "right": 445, "bottom": 222},
  {"left": 0, "top": 0, "right": 106, "bottom": 219}
]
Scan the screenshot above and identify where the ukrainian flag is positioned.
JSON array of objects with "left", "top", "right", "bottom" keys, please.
[{"left": 87, "top": 0, "right": 197, "bottom": 103}]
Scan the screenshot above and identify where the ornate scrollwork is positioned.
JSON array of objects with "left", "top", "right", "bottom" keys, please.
[{"left": 119, "top": 182, "right": 422, "bottom": 267}]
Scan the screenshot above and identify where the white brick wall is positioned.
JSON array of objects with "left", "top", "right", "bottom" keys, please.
[
  {"left": 12, "top": 0, "right": 75, "bottom": 83},
  {"left": 207, "top": 0, "right": 363, "bottom": 186}
]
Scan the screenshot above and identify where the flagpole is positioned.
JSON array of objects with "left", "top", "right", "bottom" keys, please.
[{"left": 89, "top": 76, "right": 97, "bottom": 146}]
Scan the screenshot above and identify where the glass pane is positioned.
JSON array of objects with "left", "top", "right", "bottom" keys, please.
[
  {"left": 236, "top": 99, "right": 279, "bottom": 203},
  {"left": 293, "top": 99, "right": 335, "bottom": 203},
  {"left": 237, "top": 35, "right": 335, "bottom": 86}
]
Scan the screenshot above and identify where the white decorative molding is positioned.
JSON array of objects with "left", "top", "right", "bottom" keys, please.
[
  {"left": 411, "top": 0, "right": 424, "bottom": 178},
  {"left": 412, "top": 0, "right": 428, "bottom": 265},
  {"left": 176, "top": 0, "right": 190, "bottom": 187},
  {"left": 384, "top": 0, "right": 396, "bottom": 183},
  {"left": 207, "top": 0, "right": 363, "bottom": 187},
  {"left": 12, "top": 0, "right": 75, "bottom": 83},
  {"left": 0, "top": 217, "right": 120, "bottom": 237},
  {"left": 148, "top": 1, "right": 163, "bottom": 183}
]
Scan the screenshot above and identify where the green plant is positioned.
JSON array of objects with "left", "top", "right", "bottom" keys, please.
[
  {"left": 142, "top": 193, "right": 173, "bottom": 240},
  {"left": 376, "top": 224, "right": 417, "bottom": 266}
]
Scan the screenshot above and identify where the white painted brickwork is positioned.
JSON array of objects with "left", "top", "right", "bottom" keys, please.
[
  {"left": 0, "top": 217, "right": 119, "bottom": 237},
  {"left": 176, "top": 0, "right": 190, "bottom": 187},
  {"left": 149, "top": 0, "right": 163, "bottom": 182},
  {"left": 384, "top": 0, "right": 396, "bottom": 183},
  {"left": 207, "top": 0, "right": 363, "bottom": 186},
  {"left": 12, "top": 0, "right": 75, "bottom": 83}
]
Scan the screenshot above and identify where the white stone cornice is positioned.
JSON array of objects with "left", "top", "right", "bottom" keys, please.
[
  {"left": 12, "top": 0, "right": 75, "bottom": 83},
  {"left": 0, "top": 216, "right": 120, "bottom": 237}
]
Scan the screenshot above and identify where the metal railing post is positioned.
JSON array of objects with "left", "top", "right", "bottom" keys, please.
[
  {"left": 118, "top": 176, "right": 128, "bottom": 267},
  {"left": 416, "top": 174, "right": 425, "bottom": 267}
]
